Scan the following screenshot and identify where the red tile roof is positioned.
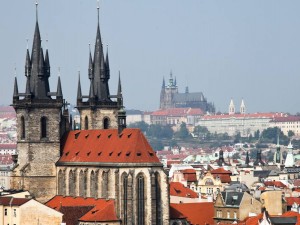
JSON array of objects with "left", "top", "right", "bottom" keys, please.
[
  {"left": 211, "top": 168, "right": 232, "bottom": 175},
  {"left": 170, "top": 202, "right": 214, "bottom": 225},
  {"left": 0, "top": 197, "right": 30, "bottom": 206},
  {"left": 170, "top": 182, "right": 198, "bottom": 198},
  {"left": 181, "top": 169, "right": 197, "bottom": 183},
  {"left": 59, "top": 129, "right": 160, "bottom": 164},
  {"left": 202, "top": 113, "right": 285, "bottom": 120},
  {"left": 286, "top": 197, "right": 300, "bottom": 206},
  {"left": 271, "top": 116, "right": 300, "bottom": 123},
  {"left": 264, "top": 181, "right": 287, "bottom": 188},
  {"left": 46, "top": 196, "right": 119, "bottom": 223},
  {"left": 152, "top": 108, "right": 203, "bottom": 116},
  {"left": 213, "top": 174, "right": 231, "bottom": 183}
]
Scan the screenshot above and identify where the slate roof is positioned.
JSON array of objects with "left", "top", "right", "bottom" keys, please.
[
  {"left": 173, "top": 92, "right": 205, "bottom": 102},
  {"left": 170, "top": 202, "right": 214, "bottom": 225},
  {"left": 59, "top": 128, "right": 161, "bottom": 164},
  {"left": 0, "top": 197, "right": 30, "bottom": 206},
  {"left": 221, "top": 192, "right": 244, "bottom": 207}
]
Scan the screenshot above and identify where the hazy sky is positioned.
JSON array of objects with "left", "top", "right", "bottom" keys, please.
[{"left": 1, "top": 1, "right": 300, "bottom": 113}]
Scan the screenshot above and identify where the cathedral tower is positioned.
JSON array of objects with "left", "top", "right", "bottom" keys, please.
[
  {"left": 229, "top": 98, "right": 235, "bottom": 115},
  {"left": 240, "top": 99, "right": 246, "bottom": 114},
  {"left": 77, "top": 6, "right": 124, "bottom": 131},
  {"left": 11, "top": 3, "right": 67, "bottom": 203}
]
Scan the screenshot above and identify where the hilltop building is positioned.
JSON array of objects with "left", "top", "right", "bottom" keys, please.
[
  {"left": 11, "top": 4, "right": 169, "bottom": 224},
  {"left": 159, "top": 72, "right": 215, "bottom": 113}
]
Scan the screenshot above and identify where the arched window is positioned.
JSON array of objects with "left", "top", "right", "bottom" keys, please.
[
  {"left": 41, "top": 117, "right": 47, "bottom": 138},
  {"left": 155, "top": 172, "right": 162, "bottom": 224},
  {"left": 102, "top": 171, "right": 108, "bottom": 198},
  {"left": 90, "top": 170, "right": 98, "bottom": 198},
  {"left": 137, "top": 174, "right": 145, "bottom": 225},
  {"left": 205, "top": 178, "right": 214, "bottom": 186},
  {"left": 20, "top": 116, "right": 25, "bottom": 139},
  {"left": 84, "top": 116, "right": 89, "bottom": 130},
  {"left": 79, "top": 170, "right": 87, "bottom": 197},
  {"left": 69, "top": 170, "right": 76, "bottom": 196},
  {"left": 58, "top": 170, "right": 65, "bottom": 195},
  {"left": 123, "top": 174, "right": 128, "bottom": 225},
  {"left": 103, "top": 117, "right": 110, "bottom": 129}
]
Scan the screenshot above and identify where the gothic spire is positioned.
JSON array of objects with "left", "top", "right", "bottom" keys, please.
[
  {"left": 25, "top": 48, "right": 31, "bottom": 77},
  {"left": 88, "top": 44, "right": 93, "bottom": 79},
  {"left": 105, "top": 46, "right": 110, "bottom": 79},
  {"left": 245, "top": 151, "right": 250, "bottom": 165},
  {"left": 117, "top": 71, "right": 123, "bottom": 108},
  {"left": 13, "top": 77, "right": 19, "bottom": 99},
  {"left": 77, "top": 71, "right": 82, "bottom": 100},
  {"left": 162, "top": 77, "right": 165, "bottom": 88},
  {"left": 56, "top": 76, "right": 63, "bottom": 99},
  {"left": 44, "top": 48, "right": 50, "bottom": 77}
]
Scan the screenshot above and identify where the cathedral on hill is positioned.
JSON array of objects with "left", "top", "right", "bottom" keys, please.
[
  {"left": 160, "top": 72, "right": 215, "bottom": 113},
  {"left": 11, "top": 4, "right": 169, "bottom": 224}
]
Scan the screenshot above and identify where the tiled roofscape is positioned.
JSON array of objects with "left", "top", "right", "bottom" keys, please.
[{"left": 58, "top": 128, "right": 161, "bottom": 164}]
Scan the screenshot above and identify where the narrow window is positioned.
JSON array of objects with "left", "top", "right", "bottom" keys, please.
[
  {"left": 20, "top": 116, "right": 25, "bottom": 139},
  {"left": 137, "top": 174, "right": 145, "bottom": 225},
  {"left": 123, "top": 175, "right": 128, "bottom": 224},
  {"left": 41, "top": 117, "right": 47, "bottom": 138},
  {"left": 13, "top": 209, "right": 16, "bottom": 217},
  {"left": 4, "top": 208, "right": 7, "bottom": 216},
  {"left": 84, "top": 116, "right": 88, "bottom": 130},
  {"left": 103, "top": 118, "right": 110, "bottom": 129}
]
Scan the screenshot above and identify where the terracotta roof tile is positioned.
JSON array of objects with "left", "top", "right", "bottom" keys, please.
[
  {"left": 202, "top": 113, "right": 285, "bottom": 120},
  {"left": 0, "top": 197, "right": 30, "bottom": 206},
  {"left": 46, "top": 196, "right": 119, "bottom": 223},
  {"left": 170, "top": 202, "right": 214, "bottom": 225},
  {"left": 211, "top": 168, "right": 232, "bottom": 175},
  {"left": 170, "top": 182, "right": 198, "bottom": 198},
  {"left": 286, "top": 197, "right": 300, "bottom": 206},
  {"left": 59, "top": 129, "right": 160, "bottom": 164}
]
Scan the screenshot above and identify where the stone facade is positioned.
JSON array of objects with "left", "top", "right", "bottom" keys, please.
[{"left": 56, "top": 165, "right": 169, "bottom": 225}]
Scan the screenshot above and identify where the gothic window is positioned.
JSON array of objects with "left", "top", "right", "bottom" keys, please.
[
  {"left": 103, "top": 117, "right": 110, "bottom": 129},
  {"left": 79, "top": 170, "right": 87, "bottom": 197},
  {"left": 90, "top": 170, "right": 98, "bottom": 198},
  {"left": 155, "top": 172, "right": 162, "bottom": 224},
  {"left": 84, "top": 116, "right": 88, "bottom": 130},
  {"left": 69, "top": 170, "right": 76, "bottom": 196},
  {"left": 20, "top": 116, "right": 25, "bottom": 139},
  {"left": 137, "top": 173, "right": 145, "bottom": 225},
  {"left": 102, "top": 171, "right": 108, "bottom": 198},
  {"left": 41, "top": 116, "right": 47, "bottom": 138},
  {"left": 58, "top": 170, "right": 65, "bottom": 195},
  {"left": 122, "top": 174, "right": 128, "bottom": 225}
]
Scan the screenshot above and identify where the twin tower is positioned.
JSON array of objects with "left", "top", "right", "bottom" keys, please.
[{"left": 11, "top": 5, "right": 126, "bottom": 200}]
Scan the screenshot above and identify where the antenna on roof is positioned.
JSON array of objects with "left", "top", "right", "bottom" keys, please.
[
  {"left": 97, "top": 0, "right": 100, "bottom": 25},
  {"left": 35, "top": 1, "right": 39, "bottom": 22}
]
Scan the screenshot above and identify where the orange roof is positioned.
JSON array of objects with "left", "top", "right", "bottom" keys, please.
[
  {"left": 59, "top": 128, "right": 161, "bottom": 164},
  {"left": 170, "top": 182, "right": 198, "bottom": 198},
  {"left": 46, "top": 196, "right": 119, "bottom": 223},
  {"left": 0, "top": 197, "right": 30, "bottom": 206},
  {"left": 286, "top": 197, "right": 300, "bottom": 206},
  {"left": 211, "top": 167, "right": 232, "bottom": 175},
  {"left": 213, "top": 174, "right": 231, "bottom": 183},
  {"left": 202, "top": 113, "right": 285, "bottom": 120},
  {"left": 264, "top": 181, "right": 287, "bottom": 188},
  {"left": 170, "top": 202, "right": 214, "bottom": 225},
  {"left": 152, "top": 108, "right": 203, "bottom": 116},
  {"left": 271, "top": 116, "right": 300, "bottom": 123}
]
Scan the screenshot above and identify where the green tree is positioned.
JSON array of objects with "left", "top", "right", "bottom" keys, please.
[
  {"left": 149, "top": 139, "right": 164, "bottom": 151},
  {"left": 234, "top": 131, "right": 241, "bottom": 143},
  {"left": 288, "top": 130, "right": 295, "bottom": 137},
  {"left": 254, "top": 130, "right": 260, "bottom": 140},
  {"left": 175, "top": 122, "right": 190, "bottom": 139},
  {"left": 261, "top": 127, "right": 289, "bottom": 145},
  {"left": 128, "top": 121, "right": 149, "bottom": 133}
]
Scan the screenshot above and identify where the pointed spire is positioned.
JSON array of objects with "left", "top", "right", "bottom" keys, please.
[
  {"left": 88, "top": 44, "right": 93, "bottom": 79},
  {"left": 89, "top": 80, "right": 95, "bottom": 99},
  {"left": 13, "top": 77, "right": 19, "bottom": 99},
  {"left": 44, "top": 48, "right": 50, "bottom": 77},
  {"left": 25, "top": 75, "right": 31, "bottom": 97},
  {"left": 77, "top": 71, "right": 82, "bottom": 100},
  {"left": 105, "top": 45, "right": 110, "bottom": 79},
  {"left": 25, "top": 47, "right": 31, "bottom": 77},
  {"left": 162, "top": 77, "right": 165, "bottom": 88},
  {"left": 38, "top": 47, "right": 44, "bottom": 77},
  {"left": 117, "top": 71, "right": 123, "bottom": 108},
  {"left": 174, "top": 76, "right": 177, "bottom": 86},
  {"left": 245, "top": 151, "right": 250, "bottom": 165},
  {"left": 56, "top": 75, "right": 63, "bottom": 99}
]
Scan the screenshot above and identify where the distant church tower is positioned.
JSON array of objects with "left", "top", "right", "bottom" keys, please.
[
  {"left": 77, "top": 6, "right": 124, "bottom": 131},
  {"left": 240, "top": 99, "right": 246, "bottom": 114},
  {"left": 229, "top": 99, "right": 235, "bottom": 115},
  {"left": 11, "top": 3, "right": 68, "bottom": 203},
  {"left": 159, "top": 71, "right": 178, "bottom": 109}
]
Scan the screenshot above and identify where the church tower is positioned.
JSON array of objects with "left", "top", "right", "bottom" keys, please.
[
  {"left": 77, "top": 6, "right": 124, "bottom": 131},
  {"left": 240, "top": 99, "right": 246, "bottom": 114},
  {"left": 159, "top": 71, "right": 178, "bottom": 109},
  {"left": 229, "top": 98, "right": 235, "bottom": 115},
  {"left": 11, "top": 3, "right": 67, "bottom": 203}
]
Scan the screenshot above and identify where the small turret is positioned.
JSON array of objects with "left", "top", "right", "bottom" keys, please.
[
  {"left": 13, "top": 77, "right": 19, "bottom": 100},
  {"left": 56, "top": 76, "right": 63, "bottom": 100},
  {"left": 77, "top": 72, "right": 82, "bottom": 101},
  {"left": 229, "top": 99, "right": 235, "bottom": 115}
]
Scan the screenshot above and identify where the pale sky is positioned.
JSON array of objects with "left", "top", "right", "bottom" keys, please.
[{"left": 1, "top": 1, "right": 300, "bottom": 113}]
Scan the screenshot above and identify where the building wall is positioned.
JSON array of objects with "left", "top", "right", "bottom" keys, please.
[
  {"left": 260, "top": 191, "right": 283, "bottom": 215},
  {"left": 20, "top": 200, "right": 63, "bottom": 225},
  {"left": 12, "top": 107, "right": 61, "bottom": 203},
  {"left": 79, "top": 108, "right": 118, "bottom": 130},
  {"left": 271, "top": 120, "right": 300, "bottom": 136},
  {"left": 57, "top": 165, "right": 170, "bottom": 225},
  {"left": 239, "top": 192, "right": 261, "bottom": 220}
]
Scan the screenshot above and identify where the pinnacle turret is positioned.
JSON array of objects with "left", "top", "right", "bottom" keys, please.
[
  {"left": 25, "top": 49, "right": 31, "bottom": 77},
  {"left": 77, "top": 72, "right": 82, "bottom": 101},
  {"left": 13, "top": 77, "right": 19, "bottom": 99},
  {"left": 56, "top": 76, "right": 63, "bottom": 99}
]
